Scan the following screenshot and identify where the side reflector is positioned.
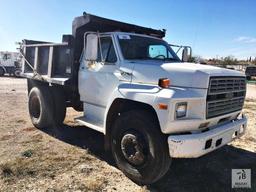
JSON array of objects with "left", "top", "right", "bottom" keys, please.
[
  {"left": 158, "top": 103, "right": 168, "bottom": 110},
  {"left": 158, "top": 78, "right": 170, "bottom": 88}
]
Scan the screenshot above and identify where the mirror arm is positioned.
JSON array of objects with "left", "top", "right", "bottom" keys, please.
[{"left": 175, "top": 47, "right": 182, "bottom": 54}]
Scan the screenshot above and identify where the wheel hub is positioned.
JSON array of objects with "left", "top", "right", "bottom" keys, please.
[
  {"left": 121, "top": 133, "right": 146, "bottom": 166},
  {"left": 30, "top": 96, "right": 40, "bottom": 118}
]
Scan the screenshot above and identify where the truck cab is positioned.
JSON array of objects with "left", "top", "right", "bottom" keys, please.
[
  {"left": 0, "top": 52, "right": 21, "bottom": 77},
  {"left": 21, "top": 13, "right": 247, "bottom": 185},
  {"left": 245, "top": 65, "right": 256, "bottom": 80},
  {"left": 78, "top": 30, "right": 247, "bottom": 155}
]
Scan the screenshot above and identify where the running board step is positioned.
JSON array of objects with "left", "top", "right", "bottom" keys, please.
[{"left": 75, "top": 116, "right": 104, "bottom": 133}]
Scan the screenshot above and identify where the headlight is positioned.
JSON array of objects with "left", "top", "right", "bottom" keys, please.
[{"left": 175, "top": 102, "right": 187, "bottom": 119}]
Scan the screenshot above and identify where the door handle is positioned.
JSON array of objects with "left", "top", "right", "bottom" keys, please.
[{"left": 119, "top": 69, "right": 132, "bottom": 76}]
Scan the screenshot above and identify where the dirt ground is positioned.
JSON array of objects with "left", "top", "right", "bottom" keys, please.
[
  {"left": 0, "top": 77, "right": 255, "bottom": 192},
  {"left": 246, "top": 84, "right": 256, "bottom": 100}
]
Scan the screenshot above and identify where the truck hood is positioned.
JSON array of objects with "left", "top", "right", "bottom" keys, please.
[{"left": 131, "top": 61, "right": 245, "bottom": 89}]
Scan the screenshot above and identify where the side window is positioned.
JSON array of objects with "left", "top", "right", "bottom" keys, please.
[
  {"left": 148, "top": 45, "right": 173, "bottom": 59},
  {"left": 98, "top": 37, "right": 117, "bottom": 64}
]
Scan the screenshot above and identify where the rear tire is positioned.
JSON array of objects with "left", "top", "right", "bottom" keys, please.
[
  {"left": 28, "top": 86, "right": 54, "bottom": 129},
  {"left": 111, "top": 110, "right": 171, "bottom": 185},
  {"left": 0, "top": 67, "right": 5, "bottom": 76}
]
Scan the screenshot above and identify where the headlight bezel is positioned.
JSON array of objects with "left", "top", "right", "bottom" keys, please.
[{"left": 175, "top": 102, "right": 188, "bottom": 119}]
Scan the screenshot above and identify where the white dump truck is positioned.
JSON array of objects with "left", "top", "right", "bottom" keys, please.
[
  {"left": 20, "top": 13, "right": 247, "bottom": 184},
  {"left": 0, "top": 51, "right": 21, "bottom": 77}
]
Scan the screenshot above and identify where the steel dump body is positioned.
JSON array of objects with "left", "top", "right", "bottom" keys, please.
[{"left": 21, "top": 38, "right": 72, "bottom": 85}]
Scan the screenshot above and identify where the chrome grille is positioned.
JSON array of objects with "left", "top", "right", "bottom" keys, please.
[
  {"left": 208, "top": 77, "right": 246, "bottom": 95},
  {"left": 206, "top": 77, "right": 246, "bottom": 119}
]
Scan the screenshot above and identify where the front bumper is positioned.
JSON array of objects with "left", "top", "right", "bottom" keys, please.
[{"left": 167, "top": 114, "right": 247, "bottom": 158}]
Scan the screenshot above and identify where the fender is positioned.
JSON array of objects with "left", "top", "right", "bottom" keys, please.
[
  {"left": 104, "top": 82, "right": 207, "bottom": 134},
  {"left": 103, "top": 82, "right": 176, "bottom": 134}
]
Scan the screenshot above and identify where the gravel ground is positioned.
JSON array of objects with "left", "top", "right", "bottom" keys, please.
[
  {"left": 246, "top": 84, "right": 256, "bottom": 99},
  {"left": 0, "top": 77, "right": 255, "bottom": 192}
]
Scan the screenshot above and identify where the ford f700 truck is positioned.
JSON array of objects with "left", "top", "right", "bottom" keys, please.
[{"left": 20, "top": 13, "right": 247, "bottom": 184}]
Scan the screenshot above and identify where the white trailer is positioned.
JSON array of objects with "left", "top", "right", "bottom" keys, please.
[{"left": 20, "top": 13, "right": 247, "bottom": 185}]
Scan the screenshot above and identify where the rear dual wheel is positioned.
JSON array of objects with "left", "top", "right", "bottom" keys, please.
[
  {"left": 28, "top": 85, "right": 66, "bottom": 129},
  {"left": 28, "top": 86, "right": 53, "bottom": 129}
]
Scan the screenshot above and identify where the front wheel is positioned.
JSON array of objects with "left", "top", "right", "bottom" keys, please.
[{"left": 111, "top": 110, "right": 171, "bottom": 185}]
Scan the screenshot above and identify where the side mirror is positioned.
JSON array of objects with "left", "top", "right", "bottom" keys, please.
[
  {"left": 182, "top": 47, "right": 189, "bottom": 62},
  {"left": 84, "top": 33, "right": 98, "bottom": 61}
]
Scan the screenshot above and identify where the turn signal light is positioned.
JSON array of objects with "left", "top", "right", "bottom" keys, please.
[
  {"left": 158, "top": 78, "right": 170, "bottom": 88},
  {"left": 158, "top": 103, "right": 168, "bottom": 110}
]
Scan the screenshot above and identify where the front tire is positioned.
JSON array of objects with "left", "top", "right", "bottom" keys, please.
[{"left": 111, "top": 110, "right": 171, "bottom": 185}]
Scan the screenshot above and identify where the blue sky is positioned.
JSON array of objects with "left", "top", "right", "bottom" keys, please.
[{"left": 0, "top": 0, "right": 255, "bottom": 59}]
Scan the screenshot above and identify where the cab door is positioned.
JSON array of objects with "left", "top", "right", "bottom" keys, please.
[{"left": 78, "top": 35, "right": 121, "bottom": 107}]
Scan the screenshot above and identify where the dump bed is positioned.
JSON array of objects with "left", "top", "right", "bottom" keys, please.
[{"left": 21, "top": 36, "right": 73, "bottom": 85}]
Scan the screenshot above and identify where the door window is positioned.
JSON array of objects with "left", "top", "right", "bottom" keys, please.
[{"left": 98, "top": 37, "right": 117, "bottom": 64}]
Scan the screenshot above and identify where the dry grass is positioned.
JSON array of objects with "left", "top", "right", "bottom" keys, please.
[
  {"left": 0, "top": 134, "right": 14, "bottom": 141},
  {"left": 0, "top": 141, "right": 110, "bottom": 191},
  {"left": 83, "top": 177, "right": 107, "bottom": 191},
  {"left": 244, "top": 98, "right": 256, "bottom": 110},
  {"left": 19, "top": 133, "right": 43, "bottom": 144},
  {"left": 231, "top": 99, "right": 256, "bottom": 152}
]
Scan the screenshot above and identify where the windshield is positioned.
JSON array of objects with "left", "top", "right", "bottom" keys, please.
[{"left": 118, "top": 35, "right": 180, "bottom": 61}]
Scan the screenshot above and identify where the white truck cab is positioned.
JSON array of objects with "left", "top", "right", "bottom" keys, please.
[
  {"left": 78, "top": 31, "right": 247, "bottom": 157},
  {"left": 0, "top": 52, "right": 21, "bottom": 77},
  {"left": 21, "top": 13, "right": 247, "bottom": 185}
]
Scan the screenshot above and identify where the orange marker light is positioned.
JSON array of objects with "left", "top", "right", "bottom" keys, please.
[
  {"left": 158, "top": 78, "right": 170, "bottom": 88},
  {"left": 158, "top": 103, "right": 168, "bottom": 110}
]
